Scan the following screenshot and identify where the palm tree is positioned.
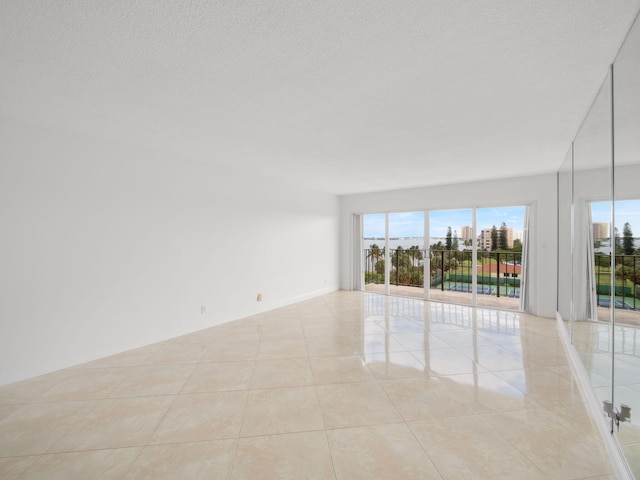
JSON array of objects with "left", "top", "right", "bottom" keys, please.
[
  {"left": 366, "top": 244, "right": 383, "bottom": 280},
  {"left": 622, "top": 222, "right": 635, "bottom": 255},
  {"left": 408, "top": 245, "right": 423, "bottom": 263},
  {"left": 499, "top": 222, "right": 508, "bottom": 250},
  {"left": 491, "top": 225, "right": 498, "bottom": 251},
  {"left": 366, "top": 244, "right": 382, "bottom": 262}
]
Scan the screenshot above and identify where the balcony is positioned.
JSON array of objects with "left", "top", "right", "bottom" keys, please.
[
  {"left": 365, "top": 248, "right": 640, "bottom": 321},
  {"left": 595, "top": 253, "right": 640, "bottom": 326},
  {"left": 364, "top": 247, "right": 523, "bottom": 310}
]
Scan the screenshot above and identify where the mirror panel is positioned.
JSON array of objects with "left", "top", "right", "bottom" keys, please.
[
  {"left": 558, "top": 10, "right": 640, "bottom": 474},
  {"left": 613, "top": 12, "right": 640, "bottom": 473},
  {"left": 573, "top": 71, "right": 613, "bottom": 325},
  {"left": 558, "top": 147, "right": 573, "bottom": 329},
  {"left": 570, "top": 69, "right": 615, "bottom": 432}
]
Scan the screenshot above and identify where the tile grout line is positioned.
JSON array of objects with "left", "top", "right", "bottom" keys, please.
[
  {"left": 227, "top": 318, "right": 265, "bottom": 480},
  {"left": 119, "top": 342, "right": 206, "bottom": 479}
]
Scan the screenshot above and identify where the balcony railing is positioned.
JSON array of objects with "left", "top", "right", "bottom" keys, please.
[
  {"left": 364, "top": 247, "right": 522, "bottom": 298},
  {"left": 432, "top": 250, "right": 522, "bottom": 298},
  {"left": 364, "top": 247, "right": 425, "bottom": 288},
  {"left": 364, "top": 248, "right": 639, "bottom": 315},
  {"left": 595, "top": 254, "right": 640, "bottom": 311}
]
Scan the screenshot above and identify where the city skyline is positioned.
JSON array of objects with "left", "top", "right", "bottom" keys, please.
[
  {"left": 363, "top": 206, "right": 526, "bottom": 239},
  {"left": 591, "top": 199, "right": 640, "bottom": 236}
]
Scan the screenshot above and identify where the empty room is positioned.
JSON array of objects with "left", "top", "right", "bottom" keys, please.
[{"left": 1, "top": 1, "right": 640, "bottom": 479}]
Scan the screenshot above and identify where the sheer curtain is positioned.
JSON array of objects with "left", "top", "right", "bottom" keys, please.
[
  {"left": 519, "top": 206, "right": 530, "bottom": 312},
  {"left": 585, "top": 204, "right": 599, "bottom": 320},
  {"left": 353, "top": 215, "right": 363, "bottom": 291}
]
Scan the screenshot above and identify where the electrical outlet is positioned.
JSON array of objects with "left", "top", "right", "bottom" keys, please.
[
  {"left": 257, "top": 293, "right": 263, "bottom": 301},
  {"left": 201, "top": 305, "right": 206, "bottom": 314}
]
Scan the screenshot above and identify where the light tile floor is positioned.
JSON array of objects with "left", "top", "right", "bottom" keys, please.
[
  {"left": 571, "top": 320, "right": 640, "bottom": 478},
  {"left": 0, "top": 292, "right": 616, "bottom": 479}
]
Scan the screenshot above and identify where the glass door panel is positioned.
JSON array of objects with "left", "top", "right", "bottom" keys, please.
[
  {"left": 476, "top": 206, "right": 525, "bottom": 311},
  {"left": 389, "top": 212, "right": 425, "bottom": 299},
  {"left": 428, "top": 209, "right": 473, "bottom": 305},
  {"left": 363, "top": 213, "right": 386, "bottom": 294}
]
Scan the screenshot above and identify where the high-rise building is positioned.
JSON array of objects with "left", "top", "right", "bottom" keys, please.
[
  {"left": 460, "top": 225, "right": 473, "bottom": 240},
  {"left": 478, "top": 227, "right": 514, "bottom": 250},
  {"left": 593, "top": 222, "right": 609, "bottom": 240}
]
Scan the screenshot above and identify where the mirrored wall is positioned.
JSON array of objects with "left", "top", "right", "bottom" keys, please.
[{"left": 558, "top": 11, "right": 640, "bottom": 478}]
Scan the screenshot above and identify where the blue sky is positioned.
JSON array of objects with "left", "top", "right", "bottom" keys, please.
[
  {"left": 429, "top": 209, "right": 472, "bottom": 237},
  {"left": 362, "top": 213, "right": 386, "bottom": 238},
  {"left": 476, "top": 206, "right": 525, "bottom": 234},
  {"left": 592, "top": 199, "right": 640, "bottom": 234},
  {"left": 363, "top": 206, "right": 526, "bottom": 238}
]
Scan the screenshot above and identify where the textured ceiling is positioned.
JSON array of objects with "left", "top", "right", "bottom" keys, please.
[{"left": 2, "top": 1, "right": 639, "bottom": 195}]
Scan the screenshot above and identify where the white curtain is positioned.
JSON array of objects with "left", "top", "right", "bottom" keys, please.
[
  {"left": 352, "top": 215, "right": 363, "bottom": 291},
  {"left": 585, "top": 204, "right": 599, "bottom": 320},
  {"left": 519, "top": 206, "right": 530, "bottom": 312}
]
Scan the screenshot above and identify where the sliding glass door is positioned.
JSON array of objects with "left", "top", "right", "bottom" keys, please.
[
  {"left": 428, "top": 209, "right": 473, "bottom": 306},
  {"left": 361, "top": 206, "right": 529, "bottom": 312},
  {"left": 476, "top": 206, "right": 526, "bottom": 310},
  {"left": 388, "top": 212, "right": 425, "bottom": 299},
  {"left": 363, "top": 214, "right": 386, "bottom": 295}
]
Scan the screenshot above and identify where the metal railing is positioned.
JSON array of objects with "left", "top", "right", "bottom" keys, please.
[
  {"left": 595, "top": 254, "right": 640, "bottom": 311},
  {"left": 364, "top": 248, "right": 522, "bottom": 298},
  {"left": 364, "top": 247, "right": 425, "bottom": 288},
  {"left": 431, "top": 250, "right": 522, "bottom": 298},
  {"left": 364, "top": 248, "right": 638, "bottom": 310}
]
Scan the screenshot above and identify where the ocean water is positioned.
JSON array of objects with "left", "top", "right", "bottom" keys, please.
[{"left": 363, "top": 237, "right": 470, "bottom": 250}]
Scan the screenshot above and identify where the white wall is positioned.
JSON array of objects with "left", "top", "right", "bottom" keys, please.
[
  {"left": 339, "top": 173, "right": 558, "bottom": 318},
  {"left": 0, "top": 118, "right": 340, "bottom": 385}
]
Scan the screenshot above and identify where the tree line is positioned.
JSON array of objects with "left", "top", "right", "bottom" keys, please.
[
  {"left": 431, "top": 223, "right": 522, "bottom": 252},
  {"left": 618, "top": 222, "right": 638, "bottom": 255},
  {"left": 595, "top": 222, "right": 639, "bottom": 255}
]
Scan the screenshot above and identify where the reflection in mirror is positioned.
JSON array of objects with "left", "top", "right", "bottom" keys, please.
[
  {"left": 613, "top": 11, "right": 640, "bottom": 475},
  {"left": 572, "top": 71, "right": 613, "bottom": 325},
  {"left": 558, "top": 147, "right": 573, "bottom": 331},
  {"left": 570, "top": 69, "right": 615, "bottom": 440},
  {"left": 557, "top": 10, "right": 640, "bottom": 476}
]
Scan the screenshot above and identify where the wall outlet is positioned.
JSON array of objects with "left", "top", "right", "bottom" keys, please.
[
  {"left": 257, "top": 293, "right": 263, "bottom": 301},
  {"left": 201, "top": 305, "right": 206, "bottom": 314}
]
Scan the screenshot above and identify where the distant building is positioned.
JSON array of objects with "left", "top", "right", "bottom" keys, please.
[
  {"left": 460, "top": 226, "right": 473, "bottom": 240},
  {"left": 478, "top": 262, "right": 521, "bottom": 277},
  {"left": 478, "top": 227, "right": 514, "bottom": 250},
  {"left": 593, "top": 222, "right": 609, "bottom": 240}
]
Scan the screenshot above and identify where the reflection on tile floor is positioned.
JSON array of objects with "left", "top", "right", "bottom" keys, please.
[
  {"left": 0, "top": 292, "right": 615, "bottom": 479},
  {"left": 572, "top": 320, "right": 640, "bottom": 478}
]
